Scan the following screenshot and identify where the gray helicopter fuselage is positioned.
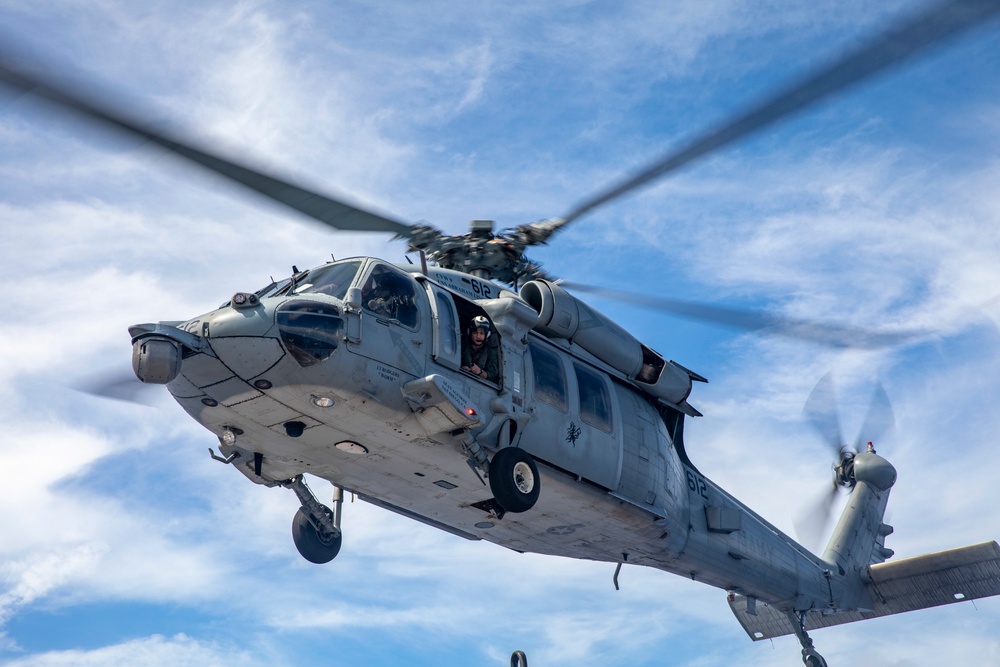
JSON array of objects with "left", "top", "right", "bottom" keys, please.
[{"left": 131, "top": 257, "right": 840, "bottom": 612}]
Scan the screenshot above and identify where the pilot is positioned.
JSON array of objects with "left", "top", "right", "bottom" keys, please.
[
  {"left": 362, "top": 265, "right": 417, "bottom": 327},
  {"left": 461, "top": 315, "right": 499, "bottom": 382}
]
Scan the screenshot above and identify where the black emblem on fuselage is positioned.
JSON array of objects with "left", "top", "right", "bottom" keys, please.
[{"left": 566, "top": 421, "right": 582, "bottom": 445}]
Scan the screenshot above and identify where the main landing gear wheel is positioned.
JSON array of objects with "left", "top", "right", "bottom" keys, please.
[
  {"left": 292, "top": 505, "right": 342, "bottom": 564},
  {"left": 489, "top": 447, "right": 540, "bottom": 513}
]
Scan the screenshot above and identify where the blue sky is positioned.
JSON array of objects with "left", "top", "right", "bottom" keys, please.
[{"left": 1, "top": 1, "right": 999, "bottom": 666}]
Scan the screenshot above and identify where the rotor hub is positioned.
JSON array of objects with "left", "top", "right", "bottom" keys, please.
[{"left": 834, "top": 451, "right": 856, "bottom": 488}]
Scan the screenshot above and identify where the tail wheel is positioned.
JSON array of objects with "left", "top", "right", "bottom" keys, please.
[
  {"left": 292, "top": 505, "right": 342, "bottom": 564},
  {"left": 489, "top": 448, "right": 540, "bottom": 513},
  {"left": 802, "top": 650, "right": 828, "bottom": 667}
]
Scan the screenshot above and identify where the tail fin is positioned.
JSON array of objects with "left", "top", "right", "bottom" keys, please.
[
  {"left": 729, "top": 541, "right": 1000, "bottom": 640},
  {"left": 821, "top": 450, "right": 897, "bottom": 576}
]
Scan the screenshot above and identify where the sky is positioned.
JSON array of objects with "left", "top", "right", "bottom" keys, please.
[{"left": 1, "top": 1, "right": 999, "bottom": 666}]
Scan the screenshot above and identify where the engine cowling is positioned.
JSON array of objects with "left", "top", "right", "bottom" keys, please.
[{"left": 519, "top": 279, "right": 692, "bottom": 405}]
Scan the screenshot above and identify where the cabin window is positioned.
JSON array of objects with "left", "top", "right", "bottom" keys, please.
[
  {"left": 291, "top": 260, "right": 362, "bottom": 300},
  {"left": 424, "top": 285, "right": 462, "bottom": 368},
  {"left": 434, "top": 291, "right": 459, "bottom": 357},
  {"left": 574, "top": 363, "right": 613, "bottom": 432},
  {"left": 528, "top": 342, "right": 567, "bottom": 411},
  {"left": 360, "top": 264, "right": 419, "bottom": 329}
]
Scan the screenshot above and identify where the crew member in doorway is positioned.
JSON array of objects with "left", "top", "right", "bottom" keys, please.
[{"left": 461, "top": 315, "right": 499, "bottom": 382}]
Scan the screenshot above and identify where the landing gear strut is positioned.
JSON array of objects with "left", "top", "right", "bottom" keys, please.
[
  {"left": 284, "top": 475, "right": 343, "bottom": 564},
  {"left": 787, "top": 611, "right": 828, "bottom": 667}
]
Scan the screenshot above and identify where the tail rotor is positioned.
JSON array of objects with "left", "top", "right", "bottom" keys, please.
[{"left": 795, "top": 373, "right": 895, "bottom": 551}]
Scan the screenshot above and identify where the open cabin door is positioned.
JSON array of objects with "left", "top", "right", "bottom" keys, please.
[
  {"left": 423, "top": 279, "right": 505, "bottom": 389},
  {"left": 424, "top": 281, "right": 462, "bottom": 370}
]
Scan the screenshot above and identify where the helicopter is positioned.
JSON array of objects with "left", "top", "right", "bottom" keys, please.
[{"left": 3, "top": 2, "right": 1000, "bottom": 666}]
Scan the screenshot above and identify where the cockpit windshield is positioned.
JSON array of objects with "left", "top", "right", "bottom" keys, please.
[
  {"left": 288, "top": 260, "right": 362, "bottom": 299},
  {"left": 255, "top": 277, "right": 292, "bottom": 299}
]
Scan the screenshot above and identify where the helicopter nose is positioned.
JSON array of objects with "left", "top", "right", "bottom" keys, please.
[
  {"left": 129, "top": 295, "right": 280, "bottom": 385},
  {"left": 195, "top": 296, "right": 350, "bottom": 378},
  {"left": 130, "top": 294, "right": 347, "bottom": 388},
  {"left": 193, "top": 298, "right": 288, "bottom": 381}
]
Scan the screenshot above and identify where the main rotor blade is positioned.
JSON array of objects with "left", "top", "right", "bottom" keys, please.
[
  {"left": 853, "top": 381, "right": 896, "bottom": 450},
  {"left": 73, "top": 369, "right": 159, "bottom": 406},
  {"left": 557, "top": 0, "right": 1000, "bottom": 230},
  {"left": 0, "top": 43, "right": 415, "bottom": 237},
  {"left": 803, "top": 372, "right": 845, "bottom": 454},
  {"left": 559, "top": 282, "right": 927, "bottom": 349}
]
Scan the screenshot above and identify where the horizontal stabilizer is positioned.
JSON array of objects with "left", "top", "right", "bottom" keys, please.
[{"left": 729, "top": 541, "right": 1000, "bottom": 640}]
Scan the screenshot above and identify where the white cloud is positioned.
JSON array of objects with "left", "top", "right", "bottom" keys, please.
[
  {"left": 0, "top": 548, "right": 102, "bottom": 626},
  {"left": 0, "top": 634, "right": 271, "bottom": 667}
]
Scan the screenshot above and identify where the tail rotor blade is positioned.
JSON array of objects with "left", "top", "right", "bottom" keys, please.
[
  {"left": 795, "top": 481, "right": 840, "bottom": 553},
  {"left": 803, "top": 372, "right": 845, "bottom": 455},
  {"left": 854, "top": 381, "right": 896, "bottom": 450}
]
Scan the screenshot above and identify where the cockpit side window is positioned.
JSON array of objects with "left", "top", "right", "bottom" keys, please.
[
  {"left": 291, "top": 260, "right": 362, "bottom": 300},
  {"left": 361, "top": 264, "right": 419, "bottom": 329},
  {"left": 528, "top": 342, "right": 567, "bottom": 412},
  {"left": 574, "top": 362, "right": 613, "bottom": 432}
]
